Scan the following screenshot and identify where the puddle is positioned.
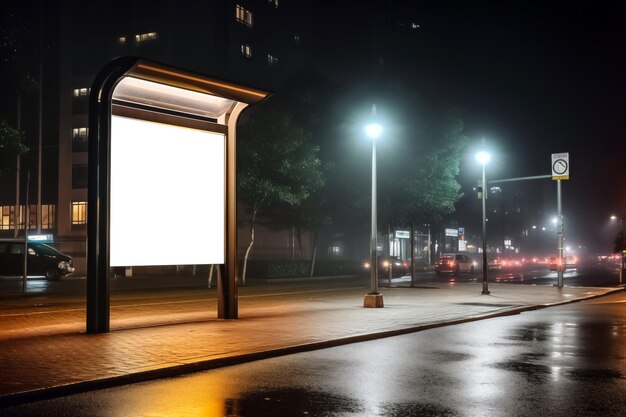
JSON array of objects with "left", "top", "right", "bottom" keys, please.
[
  {"left": 492, "top": 360, "right": 551, "bottom": 381},
  {"left": 567, "top": 368, "right": 625, "bottom": 381},
  {"left": 225, "top": 388, "right": 362, "bottom": 417},
  {"left": 379, "top": 401, "right": 459, "bottom": 417},
  {"left": 431, "top": 350, "right": 473, "bottom": 362}
]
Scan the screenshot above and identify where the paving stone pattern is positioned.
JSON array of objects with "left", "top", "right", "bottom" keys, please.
[{"left": 0, "top": 283, "right": 616, "bottom": 399}]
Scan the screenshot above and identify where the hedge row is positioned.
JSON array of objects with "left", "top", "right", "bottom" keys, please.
[{"left": 242, "top": 259, "right": 359, "bottom": 279}]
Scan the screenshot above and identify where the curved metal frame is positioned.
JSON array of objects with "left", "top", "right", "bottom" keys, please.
[{"left": 87, "top": 57, "right": 268, "bottom": 333}]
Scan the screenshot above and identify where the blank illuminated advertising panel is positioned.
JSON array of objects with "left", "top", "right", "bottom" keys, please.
[{"left": 110, "top": 115, "right": 224, "bottom": 266}]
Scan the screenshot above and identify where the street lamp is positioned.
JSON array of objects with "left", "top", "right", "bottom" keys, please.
[
  {"left": 610, "top": 215, "right": 624, "bottom": 285},
  {"left": 364, "top": 105, "right": 384, "bottom": 308},
  {"left": 476, "top": 146, "right": 491, "bottom": 295}
]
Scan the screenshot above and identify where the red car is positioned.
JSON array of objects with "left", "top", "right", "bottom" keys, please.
[
  {"left": 549, "top": 256, "right": 577, "bottom": 271},
  {"left": 435, "top": 253, "right": 476, "bottom": 275}
]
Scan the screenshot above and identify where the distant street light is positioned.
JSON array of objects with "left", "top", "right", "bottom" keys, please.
[
  {"left": 364, "top": 105, "right": 384, "bottom": 308},
  {"left": 610, "top": 215, "right": 624, "bottom": 285},
  {"left": 365, "top": 123, "right": 382, "bottom": 140},
  {"left": 475, "top": 143, "right": 491, "bottom": 295}
]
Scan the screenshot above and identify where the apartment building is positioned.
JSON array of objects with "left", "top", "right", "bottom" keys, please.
[{"left": 1, "top": 1, "right": 309, "bottom": 271}]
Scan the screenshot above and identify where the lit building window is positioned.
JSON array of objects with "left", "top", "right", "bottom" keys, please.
[
  {"left": 72, "top": 202, "right": 87, "bottom": 225},
  {"left": 72, "top": 127, "right": 88, "bottom": 140},
  {"left": 241, "top": 43, "right": 252, "bottom": 58},
  {"left": 118, "top": 36, "right": 126, "bottom": 45},
  {"left": 0, "top": 206, "right": 11, "bottom": 230},
  {"left": 72, "top": 127, "right": 88, "bottom": 152},
  {"left": 0, "top": 205, "right": 52, "bottom": 230},
  {"left": 72, "top": 165, "right": 88, "bottom": 189},
  {"left": 135, "top": 32, "right": 158, "bottom": 44},
  {"left": 267, "top": 54, "right": 279, "bottom": 66},
  {"left": 328, "top": 245, "right": 343, "bottom": 256},
  {"left": 73, "top": 87, "right": 90, "bottom": 97},
  {"left": 235, "top": 5, "right": 253, "bottom": 27},
  {"left": 27, "top": 205, "right": 37, "bottom": 229},
  {"left": 268, "top": 0, "right": 279, "bottom": 7},
  {"left": 40, "top": 205, "right": 55, "bottom": 229}
]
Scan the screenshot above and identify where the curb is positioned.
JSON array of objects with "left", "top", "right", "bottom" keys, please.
[{"left": 0, "top": 286, "right": 621, "bottom": 408}]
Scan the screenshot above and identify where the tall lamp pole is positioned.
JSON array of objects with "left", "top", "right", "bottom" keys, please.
[
  {"left": 610, "top": 215, "right": 624, "bottom": 285},
  {"left": 476, "top": 146, "right": 491, "bottom": 295},
  {"left": 556, "top": 180, "right": 564, "bottom": 288},
  {"left": 364, "top": 105, "right": 384, "bottom": 308}
]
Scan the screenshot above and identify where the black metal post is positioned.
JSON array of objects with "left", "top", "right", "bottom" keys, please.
[
  {"left": 87, "top": 57, "right": 138, "bottom": 333},
  {"left": 481, "top": 163, "right": 490, "bottom": 295},
  {"left": 410, "top": 220, "right": 415, "bottom": 288}
]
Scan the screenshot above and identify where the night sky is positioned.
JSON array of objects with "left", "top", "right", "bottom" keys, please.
[
  {"left": 309, "top": 0, "right": 626, "bottom": 251},
  {"left": 1, "top": 0, "right": 624, "bottom": 252}
]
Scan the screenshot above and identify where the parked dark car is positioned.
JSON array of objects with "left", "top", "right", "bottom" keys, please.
[
  {"left": 363, "top": 256, "right": 410, "bottom": 277},
  {"left": 0, "top": 240, "right": 75, "bottom": 280}
]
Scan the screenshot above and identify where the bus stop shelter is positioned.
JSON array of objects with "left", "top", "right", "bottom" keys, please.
[{"left": 87, "top": 56, "right": 269, "bottom": 333}]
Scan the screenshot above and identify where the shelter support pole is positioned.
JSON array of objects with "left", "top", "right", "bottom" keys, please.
[{"left": 218, "top": 102, "right": 248, "bottom": 319}]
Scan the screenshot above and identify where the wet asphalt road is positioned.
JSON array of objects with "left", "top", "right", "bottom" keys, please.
[
  {"left": 0, "top": 262, "right": 620, "bottom": 299},
  {"left": 1, "top": 290, "right": 624, "bottom": 416}
]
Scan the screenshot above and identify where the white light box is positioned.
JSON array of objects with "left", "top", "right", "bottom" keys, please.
[{"left": 110, "top": 115, "right": 225, "bottom": 266}]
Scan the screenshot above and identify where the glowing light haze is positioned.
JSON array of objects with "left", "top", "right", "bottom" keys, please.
[
  {"left": 475, "top": 151, "right": 491, "bottom": 166},
  {"left": 364, "top": 123, "right": 382, "bottom": 139}
]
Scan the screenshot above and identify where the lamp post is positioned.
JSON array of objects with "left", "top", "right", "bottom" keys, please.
[
  {"left": 476, "top": 148, "right": 491, "bottom": 295},
  {"left": 610, "top": 215, "right": 624, "bottom": 285},
  {"left": 363, "top": 105, "right": 384, "bottom": 308}
]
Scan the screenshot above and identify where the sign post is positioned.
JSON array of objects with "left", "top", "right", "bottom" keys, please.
[{"left": 552, "top": 153, "right": 569, "bottom": 288}]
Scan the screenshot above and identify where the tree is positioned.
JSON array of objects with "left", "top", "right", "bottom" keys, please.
[
  {"left": 263, "top": 184, "right": 332, "bottom": 276},
  {"left": 398, "top": 117, "right": 469, "bottom": 225},
  {"left": 0, "top": 118, "right": 27, "bottom": 176},
  {"left": 237, "top": 108, "right": 325, "bottom": 283}
]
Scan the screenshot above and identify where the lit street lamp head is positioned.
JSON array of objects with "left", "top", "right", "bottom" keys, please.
[
  {"left": 475, "top": 150, "right": 491, "bottom": 165},
  {"left": 365, "top": 123, "right": 383, "bottom": 140},
  {"left": 610, "top": 215, "right": 618, "bottom": 221}
]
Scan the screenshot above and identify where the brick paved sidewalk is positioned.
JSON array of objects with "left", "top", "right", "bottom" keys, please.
[{"left": 0, "top": 282, "right": 619, "bottom": 406}]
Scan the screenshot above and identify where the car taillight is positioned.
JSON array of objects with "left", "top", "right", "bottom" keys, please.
[
  {"left": 403, "top": 262, "right": 408, "bottom": 268},
  {"left": 448, "top": 261, "right": 455, "bottom": 267}
]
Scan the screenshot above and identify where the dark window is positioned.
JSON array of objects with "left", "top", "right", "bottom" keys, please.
[
  {"left": 72, "top": 165, "right": 88, "bottom": 189},
  {"left": 10, "top": 244, "right": 23, "bottom": 255}
]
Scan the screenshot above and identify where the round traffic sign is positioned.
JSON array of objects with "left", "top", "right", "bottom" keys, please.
[{"left": 553, "top": 159, "right": 568, "bottom": 175}]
